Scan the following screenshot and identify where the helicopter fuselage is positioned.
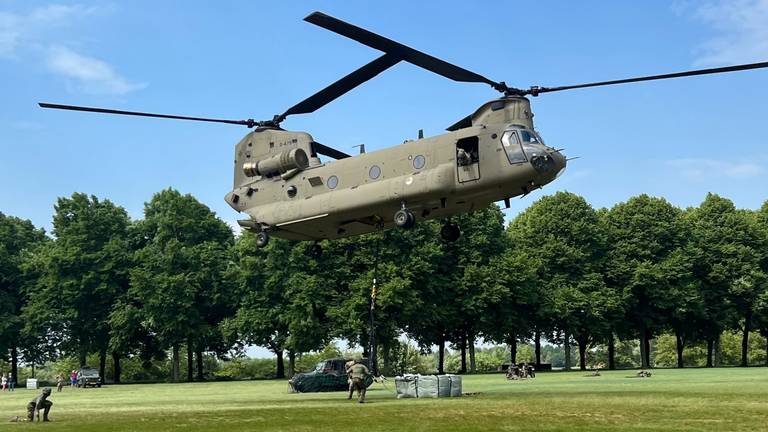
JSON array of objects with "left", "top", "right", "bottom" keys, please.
[{"left": 225, "top": 96, "right": 566, "bottom": 241}]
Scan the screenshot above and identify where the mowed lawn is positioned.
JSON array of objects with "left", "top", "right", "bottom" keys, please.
[{"left": 1, "top": 368, "right": 767, "bottom": 431}]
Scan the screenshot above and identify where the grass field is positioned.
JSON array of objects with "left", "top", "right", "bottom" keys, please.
[{"left": 1, "top": 368, "right": 767, "bottom": 431}]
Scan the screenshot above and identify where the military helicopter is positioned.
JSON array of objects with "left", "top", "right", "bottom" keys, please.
[{"left": 40, "top": 12, "right": 768, "bottom": 256}]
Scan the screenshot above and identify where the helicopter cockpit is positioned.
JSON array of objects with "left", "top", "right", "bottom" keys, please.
[{"left": 500, "top": 126, "right": 565, "bottom": 176}]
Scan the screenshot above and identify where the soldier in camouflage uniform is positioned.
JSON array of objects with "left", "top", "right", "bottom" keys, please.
[
  {"left": 27, "top": 387, "right": 53, "bottom": 422},
  {"left": 346, "top": 359, "right": 369, "bottom": 403}
]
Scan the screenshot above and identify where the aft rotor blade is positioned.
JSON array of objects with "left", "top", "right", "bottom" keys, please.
[
  {"left": 277, "top": 53, "right": 400, "bottom": 122},
  {"left": 305, "top": 11, "right": 508, "bottom": 93},
  {"left": 529, "top": 61, "right": 768, "bottom": 95},
  {"left": 39, "top": 103, "right": 259, "bottom": 127},
  {"left": 312, "top": 141, "right": 351, "bottom": 160}
]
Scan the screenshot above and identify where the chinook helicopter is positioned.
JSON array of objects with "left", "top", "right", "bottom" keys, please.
[{"left": 40, "top": 12, "right": 768, "bottom": 256}]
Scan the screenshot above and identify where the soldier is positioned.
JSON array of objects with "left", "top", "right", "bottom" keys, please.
[
  {"left": 27, "top": 387, "right": 53, "bottom": 422},
  {"left": 346, "top": 357, "right": 369, "bottom": 403},
  {"left": 345, "top": 358, "right": 355, "bottom": 387}
]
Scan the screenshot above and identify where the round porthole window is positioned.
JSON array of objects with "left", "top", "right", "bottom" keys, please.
[
  {"left": 327, "top": 175, "right": 338, "bottom": 189},
  {"left": 369, "top": 165, "right": 381, "bottom": 179},
  {"left": 413, "top": 155, "right": 426, "bottom": 169},
  {"left": 286, "top": 186, "right": 297, "bottom": 198}
]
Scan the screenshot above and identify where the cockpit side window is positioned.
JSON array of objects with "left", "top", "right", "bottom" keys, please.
[{"left": 501, "top": 130, "right": 526, "bottom": 164}]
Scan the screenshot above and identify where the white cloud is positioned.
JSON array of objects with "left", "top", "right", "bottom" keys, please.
[
  {"left": 685, "top": 0, "right": 768, "bottom": 66},
  {"left": 0, "top": 3, "right": 143, "bottom": 95},
  {"left": 665, "top": 158, "right": 765, "bottom": 180},
  {"left": 47, "top": 46, "right": 146, "bottom": 95}
]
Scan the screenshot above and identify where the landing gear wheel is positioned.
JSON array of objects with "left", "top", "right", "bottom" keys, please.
[
  {"left": 440, "top": 223, "right": 461, "bottom": 242},
  {"left": 394, "top": 209, "right": 415, "bottom": 229},
  {"left": 309, "top": 243, "right": 323, "bottom": 258},
  {"left": 255, "top": 231, "right": 270, "bottom": 248}
]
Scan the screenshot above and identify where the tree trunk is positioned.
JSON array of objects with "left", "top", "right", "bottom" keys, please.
[
  {"left": 509, "top": 335, "right": 518, "bottom": 365},
  {"left": 706, "top": 338, "right": 714, "bottom": 367},
  {"left": 607, "top": 334, "right": 616, "bottom": 370},
  {"left": 577, "top": 335, "right": 587, "bottom": 371},
  {"left": 112, "top": 352, "right": 121, "bottom": 384},
  {"left": 78, "top": 351, "right": 87, "bottom": 368},
  {"left": 196, "top": 349, "right": 204, "bottom": 381},
  {"left": 469, "top": 336, "right": 476, "bottom": 373},
  {"left": 99, "top": 349, "right": 107, "bottom": 382},
  {"left": 534, "top": 331, "right": 542, "bottom": 365},
  {"left": 31, "top": 364, "right": 35, "bottom": 378},
  {"left": 172, "top": 343, "right": 180, "bottom": 382},
  {"left": 460, "top": 334, "right": 467, "bottom": 374},
  {"left": 275, "top": 349, "right": 285, "bottom": 379},
  {"left": 11, "top": 345, "right": 18, "bottom": 386},
  {"left": 186, "top": 343, "right": 194, "bottom": 382},
  {"left": 564, "top": 331, "right": 571, "bottom": 370},
  {"left": 438, "top": 337, "right": 445, "bottom": 374},
  {"left": 714, "top": 334, "right": 722, "bottom": 367},
  {"left": 639, "top": 326, "right": 648, "bottom": 369},
  {"left": 741, "top": 312, "right": 751, "bottom": 367},
  {"left": 382, "top": 340, "right": 391, "bottom": 376},
  {"left": 675, "top": 332, "right": 685, "bottom": 368},
  {"left": 287, "top": 350, "right": 296, "bottom": 378},
  {"left": 644, "top": 333, "right": 651, "bottom": 368}
]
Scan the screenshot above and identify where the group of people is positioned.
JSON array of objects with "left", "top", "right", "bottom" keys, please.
[
  {"left": 55, "top": 371, "right": 79, "bottom": 392},
  {"left": 1, "top": 373, "right": 16, "bottom": 391},
  {"left": 506, "top": 362, "right": 536, "bottom": 380}
]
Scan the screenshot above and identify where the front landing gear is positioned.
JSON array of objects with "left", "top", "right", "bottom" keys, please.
[
  {"left": 255, "top": 231, "right": 270, "bottom": 248},
  {"left": 394, "top": 203, "right": 415, "bottom": 229},
  {"left": 440, "top": 223, "right": 461, "bottom": 242},
  {"left": 394, "top": 208, "right": 415, "bottom": 229}
]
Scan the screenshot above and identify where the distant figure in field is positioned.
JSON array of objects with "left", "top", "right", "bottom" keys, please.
[
  {"left": 636, "top": 370, "right": 652, "bottom": 378},
  {"left": 346, "top": 358, "right": 369, "bottom": 403},
  {"left": 8, "top": 373, "right": 14, "bottom": 391},
  {"left": 1, "top": 373, "right": 7, "bottom": 391},
  {"left": 56, "top": 374, "right": 65, "bottom": 392},
  {"left": 27, "top": 387, "right": 53, "bottom": 422},
  {"left": 70, "top": 370, "right": 77, "bottom": 388}
]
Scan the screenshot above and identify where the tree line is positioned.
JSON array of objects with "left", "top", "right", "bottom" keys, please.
[{"left": 1, "top": 189, "right": 767, "bottom": 383}]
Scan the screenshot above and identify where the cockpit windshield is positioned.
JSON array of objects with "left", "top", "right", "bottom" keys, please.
[{"left": 519, "top": 130, "right": 541, "bottom": 144}]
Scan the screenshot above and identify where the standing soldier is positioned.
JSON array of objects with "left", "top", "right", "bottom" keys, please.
[
  {"left": 27, "top": 387, "right": 53, "bottom": 422},
  {"left": 346, "top": 357, "right": 370, "bottom": 403}
]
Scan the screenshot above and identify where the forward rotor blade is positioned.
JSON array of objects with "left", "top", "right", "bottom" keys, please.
[
  {"left": 39, "top": 103, "right": 258, "bottom": 127},
  {"left": 277, "top": 53, "right": 400, "bottom": 122},
  {"left": 529, "top": 61, "right": 768, "bottom": 95},
  {"left": 305, "top": 11, "right": 508, "bottom": 93},
  {"left": 311, "top": 141, "right": 351, "bottom": 160}
]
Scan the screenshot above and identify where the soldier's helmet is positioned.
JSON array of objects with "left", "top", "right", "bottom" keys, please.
[{"left": 42, "top": 387, "right": 52, "bottom": 396}]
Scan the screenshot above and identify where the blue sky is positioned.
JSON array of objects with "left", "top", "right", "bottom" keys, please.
[{"left": 2, "top": 0, "right": 767, "bottom": 235}]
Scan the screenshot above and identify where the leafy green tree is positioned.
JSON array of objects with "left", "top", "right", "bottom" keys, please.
[
  {"left": 687, "top": 194, "right": 762, "bottom": 366},
  {"left": 125, "top": 189, "right": 233, "bottom": 382},
  {"left": 0, "top": 213, "right": 46, "bottom": 381},
  {"left": 604, "top": 195, "right": 689, "bottom": 368},
  {"left": 509, "top": 192, "right": 608, "bottom": 370},
  {"left": 23, "top": 193, "right": 131, "bottom": 380}
]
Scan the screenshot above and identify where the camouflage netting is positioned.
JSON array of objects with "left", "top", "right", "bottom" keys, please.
[{"left": 395, "top": 374, "right": 462, "bottom": 398}]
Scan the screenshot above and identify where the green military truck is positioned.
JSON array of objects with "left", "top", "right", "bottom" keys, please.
[
  {"left": 76, "top": 367, "right": 102, "bottom": 388},
  {"left": 288, "top": 358, "right": 373, "bottom": 393}
]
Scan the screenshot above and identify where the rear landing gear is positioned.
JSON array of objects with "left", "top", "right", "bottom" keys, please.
[
  {"left": 394, "top": 207, "right": 415, "bottom": 229},
  {"left": 255, "top": 231, "right": 269, "bottom": 248},
  {"left": 440, "top": 223, "right": 461, "bottom": 242}
]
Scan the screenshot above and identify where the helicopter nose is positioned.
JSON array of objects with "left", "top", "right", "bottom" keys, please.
[
  {"left": 529, "top": 146, "right": 566, "bottom": 176},
  {"left": 550, "top": 149, "right": 567, "bottom": 178}
]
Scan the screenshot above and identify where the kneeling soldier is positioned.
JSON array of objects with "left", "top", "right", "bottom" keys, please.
[{"left": 27, "top": 387, "right": 53, "bottom": 422}]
